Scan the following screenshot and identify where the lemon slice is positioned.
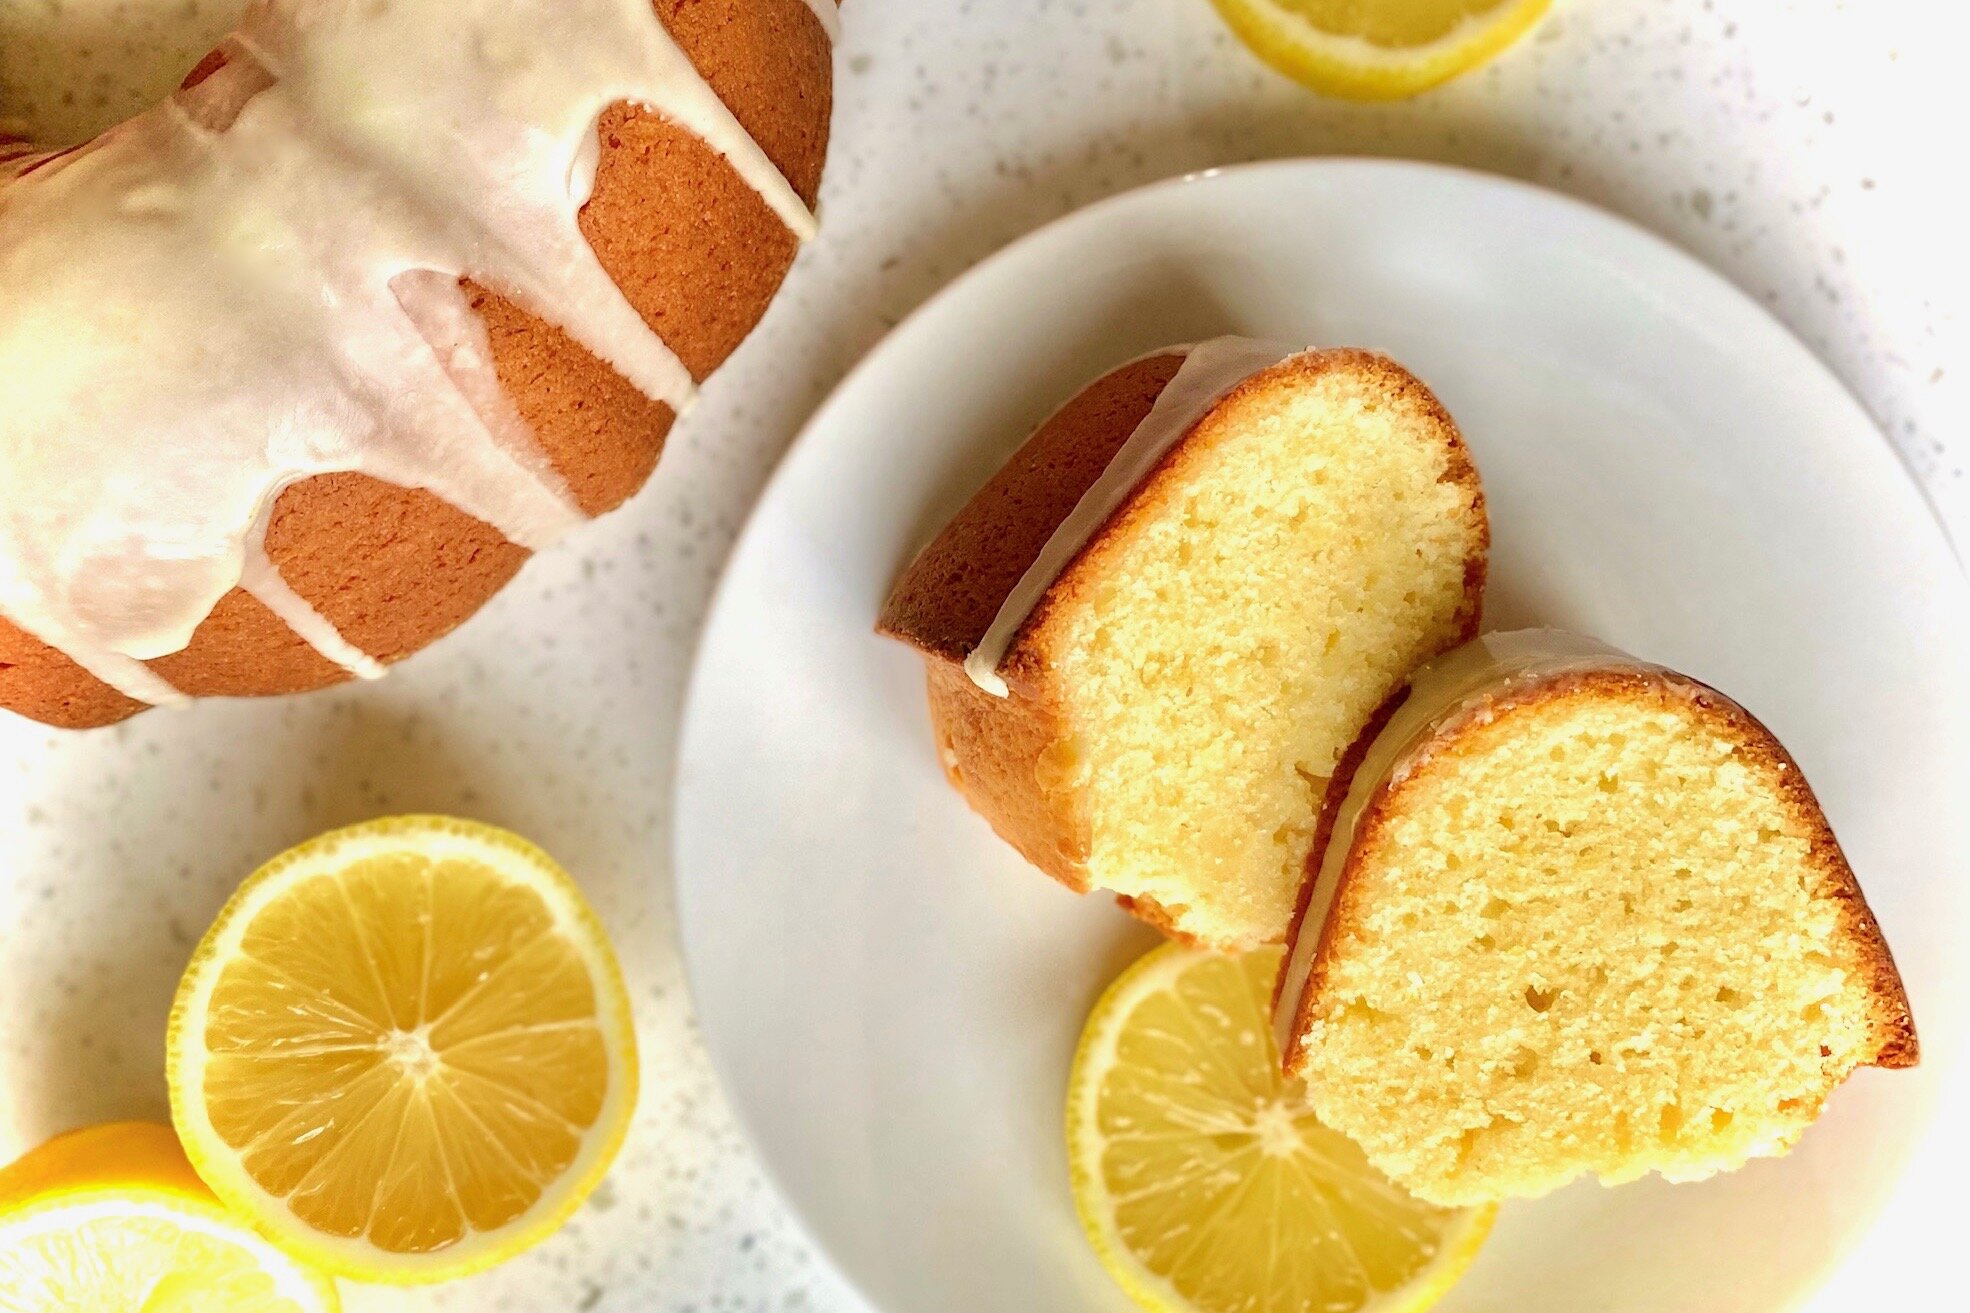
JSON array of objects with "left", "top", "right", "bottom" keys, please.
[
  {"left": 167, "top": 816, "right": 637, "bottom": 1283},
  {"left": 1068, "top": 944, "right": 1495, "bottom": 1313},
  {"left": 0, "top": 1122, "right": 338, "bottom": 1311},
  {"left": 1208, "top": 0, "right": 1552, "bottom": 100}
]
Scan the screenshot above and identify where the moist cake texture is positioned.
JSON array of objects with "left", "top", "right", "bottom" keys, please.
[
  {"left": 881, "top": 341, "right": 1489, "bottom": 949},
  {"left": 1278, "top": 631, "right": 1917, "bottom": 1206}
]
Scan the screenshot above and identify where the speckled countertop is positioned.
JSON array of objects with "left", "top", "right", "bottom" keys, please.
[{"left": 0, "top": 1, "right": 1962, "bottom": 1309}]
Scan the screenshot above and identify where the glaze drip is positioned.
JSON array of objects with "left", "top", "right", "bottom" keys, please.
[
  {"left": 965, "top": 336, "right": 1305, "bottom": 696},
  {"left": 0, "top": 0, "right": 831, "bottom": 705}
]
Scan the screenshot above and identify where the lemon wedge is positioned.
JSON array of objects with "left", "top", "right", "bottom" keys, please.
[
  {"left": 1068, "top": 944, "right": 1495, "bottom": 1313},
  {"left": 1209, "top": 0, "right": 1552, "bottom": 100},
  {"left": 0, "top": 1121, "right": 338, "bottom": 1311},
  {"left": 167, "top": 816, "right": 637, "bottom": 1283}
]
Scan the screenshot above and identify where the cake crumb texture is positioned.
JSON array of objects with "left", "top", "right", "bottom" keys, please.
[
  {"left": 1033, "top": 352, "right": 1486, "bottom": 948},
  {"left": 1295, "top": 672, "right": 1916, "bottom": 1206}
]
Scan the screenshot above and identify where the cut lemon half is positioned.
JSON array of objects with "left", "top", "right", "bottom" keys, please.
[
  {"left": 1068, "top": 944, "right": 1495, "bottom": 1313},
  {"left": 0, "top": 1121, "right": 338, "bottom": 1312},
  {"left": 1209, "top": 0, "right": 1552, "bottom": 100},
  {"left": 167, "top": 816, "right": 637, "bottom": 1284}
]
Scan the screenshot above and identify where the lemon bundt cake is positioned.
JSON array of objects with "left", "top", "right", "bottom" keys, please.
[
  {"left": 0, "top": 0, "right": 837, "bottom": 729},
  {"left": 879, "top": 338, "right": 1490, "bottom": 950},
  {"left": 1275, "top": 630, "right": 1917, "bottom": 1207}
]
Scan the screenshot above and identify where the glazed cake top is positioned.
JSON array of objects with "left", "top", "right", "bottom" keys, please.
[{"left": 0, "top": 0, "right": 829, "bottom": 706}]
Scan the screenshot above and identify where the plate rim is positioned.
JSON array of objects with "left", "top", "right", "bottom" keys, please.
[{"left": 669, "top": 155, "right": 1970, "bottom": 1311}]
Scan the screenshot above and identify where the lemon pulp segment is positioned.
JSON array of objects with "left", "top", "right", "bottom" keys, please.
[
  {"left": 1068, "top": 945, "right": 1494, "bottom": 1313},
  {"left": 169, "top": 817, "right": 636, "bottom": 1282},
  {"left": 0, "top": 1122, "right": 337, "bottom": 1313}
]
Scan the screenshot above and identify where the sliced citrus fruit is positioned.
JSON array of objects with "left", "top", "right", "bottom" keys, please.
[
  {"left": 1068, "top": 943, "right": 1495, "bottom": 1313},
  {"left": 0, "top": 1121, "right": 338, "bottom": 1312},
  {"left": 167, "top": 816, "right": 637, "bottom": 1283},
  {"left": 1208, "top": 0, "right": 1552, "bottom": 100}
]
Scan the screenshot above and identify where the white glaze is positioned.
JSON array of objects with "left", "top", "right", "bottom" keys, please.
[
  {"left": 0, "top": 0, "right": 830, "bottom": 705},
  {"left": 241, "top": 542, "right": 388, "bottom": 681},
  {"left": 1270, "top": 629, "right": 1647, "bottom": 1063},
  {"left": 963, "top": 336, "right": 1302, "bottom": 696}
]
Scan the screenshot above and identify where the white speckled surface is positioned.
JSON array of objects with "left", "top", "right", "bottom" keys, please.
[{"left": 0, "top": 1, "right": 1963, "bottom": 1309}]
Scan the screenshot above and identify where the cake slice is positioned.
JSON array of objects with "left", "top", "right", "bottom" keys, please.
[
  {"left": 1275, "top": 630, "right": 1918, "bottom": 1207},
  {"left": 878, "top": 338, "right": 1489, "bottom": 950}
]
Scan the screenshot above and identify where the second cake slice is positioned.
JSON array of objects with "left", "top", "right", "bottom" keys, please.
[
  {"left": 879, "top": 337, "right": 1488, "bottom": 949},
  {"left": 1273, "top": 630, "right": 1917, "bottom": 1205}
]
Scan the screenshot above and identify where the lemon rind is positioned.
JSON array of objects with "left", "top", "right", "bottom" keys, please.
[{"left": 1208, "top": 0, "right": 1554, "bottom": 101}]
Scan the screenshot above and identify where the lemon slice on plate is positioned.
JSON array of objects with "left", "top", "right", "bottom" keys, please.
[
  {"left": 1068, "top": 944, "right": 1495, "bottom": 1313},
  {"left": 1208, "top": 0, "right": 1552, "bottom": 100},
  {"left": 167, "top": 816, "right": 637, "bottom": 1284},
  {"left": 0, "top": 1121, "right": 338, "bottom": 1311}
]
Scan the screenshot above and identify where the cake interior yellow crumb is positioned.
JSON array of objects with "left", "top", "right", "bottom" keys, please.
[
  {"left": 1298, "top": 684, "right": 1882, "bottom": 1205},
  {"left": 1046, "top": 369, "right": 1482, "bottom": 949}
]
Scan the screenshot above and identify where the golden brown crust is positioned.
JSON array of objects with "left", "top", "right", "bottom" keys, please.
[
  {"left": 878, "top": 353, "right": 1187, "bottom": 662},
  {"left": 0, "top": 625, "right": 146, "bottom": 728},
  {"left": 0, "top": 0, "right": 833, "bottom": 728},
  {"left": 1699, "top": 677, "right": 1919, "bottom": 1068},
  {"left": 1281, "top": 663, "right": 1918, "bottom": 1074},
  {"left": 924, "top": 660, "right": 1090, "bottom": 891},
  {"left": 882, "top": 347, "right": 1488, "bottom": 941},
  {"left": 886, "top": 357, "right": 1185, "bottom": 893}
]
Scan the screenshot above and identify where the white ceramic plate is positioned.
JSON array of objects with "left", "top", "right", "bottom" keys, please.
[{"left": 673, "top": 160, "right": 1970, "bottom": 1313}]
